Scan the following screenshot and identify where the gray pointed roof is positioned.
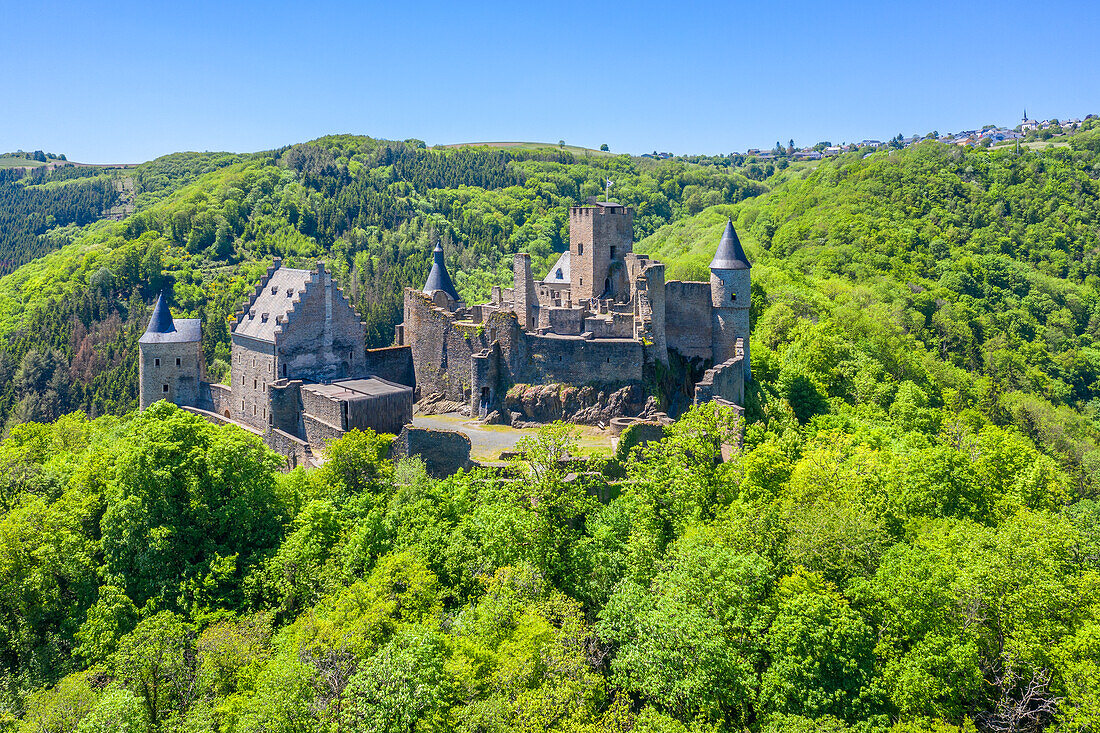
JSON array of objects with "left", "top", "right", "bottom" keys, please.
[
  {"left": 709, "top": 219, "right": 751, "bottom": 270},
  {"left": 423, "top": 242, "right": 460, "bottom": 301},
  {"left": 543, "top": 251, "right": 570, "bottom": 285},
  {"left": 139, "top": 291, "right": 201, "bottom": 344},
  {"left": 146, "top": 291, "right": 175, "bottom": 333}
]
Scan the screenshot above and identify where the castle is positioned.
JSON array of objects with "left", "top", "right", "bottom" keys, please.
[
  {"left": 138, "top": 260, "right": 415, "bottom": 466},
  {"left": 139, "top": 202, "right": 750, "bottom": 464},
  {"left": 398, "top": 202, "right": 750, "bottom": 418}
]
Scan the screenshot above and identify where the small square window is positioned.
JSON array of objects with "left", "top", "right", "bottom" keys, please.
[
  {"left": 176, "top": 357, "right": 181, "bottom": 366},
  {"left": 154, "top": 358, "right": 160, "bottom": 367}
]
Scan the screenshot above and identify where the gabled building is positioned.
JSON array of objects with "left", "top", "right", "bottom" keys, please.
[{"left": 138, "top": 260, "right": 415, "bottom": 466}]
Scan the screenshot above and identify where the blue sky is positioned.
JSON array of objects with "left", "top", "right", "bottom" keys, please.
[{"left": 4, "top": 0, "right": 1099, "bottom": 162}]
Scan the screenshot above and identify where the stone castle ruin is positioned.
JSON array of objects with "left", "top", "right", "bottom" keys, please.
[
  {"left": 139, "top": 201, "right": 750, "bottom": 464},
  {"left": 139, "top": 260, "right": 415, "bottom": 466},
  {"left": 398, "top": 202, "right": 751, "bottom": 421}
]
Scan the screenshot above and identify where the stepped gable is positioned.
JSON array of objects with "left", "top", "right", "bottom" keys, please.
[
  {"left": 709, "top": 219, "right": 751, "bottom": 270},
  {"left": 139, "top": 290, "right": 200, "bottom": 344},
  {"left": 233, "top": 261, "right": 313, "bottom": 342},
  {"left": 423, "top": 242, "right": 461, "bottom": 301}
]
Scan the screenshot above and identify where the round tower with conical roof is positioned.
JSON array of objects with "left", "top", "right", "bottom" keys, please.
[
  {"left": 709, "top": 219, "right": 752, "bottom": 380},
  {"left": 422, "top": 241, "right": 462, "bottom": 310},
  {"left": 138, "top": 290, "right": 204, "bottom": 409}
]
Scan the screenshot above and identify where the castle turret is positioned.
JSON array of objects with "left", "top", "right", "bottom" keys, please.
[
  {"left": 423, "top": 242, "right": 462, "bottom": 308},
  {"left": 709, "top": 219, "right": 751, "bottom": 379},
  {"left": 138, "top": 290, "right": 203, "bottom": 409}
]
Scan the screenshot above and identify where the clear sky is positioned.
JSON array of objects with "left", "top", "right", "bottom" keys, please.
[{"left": 4, "top": 0, "right": 1099, "bottom": 162}]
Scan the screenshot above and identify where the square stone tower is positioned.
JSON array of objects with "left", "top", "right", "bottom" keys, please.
[{"left": 569, "top": 202, "right": 633, "bottom": 301}]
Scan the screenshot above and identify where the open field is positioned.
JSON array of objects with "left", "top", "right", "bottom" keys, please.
[
  {"left": 436, "top": 141, "right": 618, "bottom": 157},
  {"left": 0, "top": 157, "right": 45, "bottom": 169},
  {"left": 412, "top": 412, "right": 616, "bottom": 462}
]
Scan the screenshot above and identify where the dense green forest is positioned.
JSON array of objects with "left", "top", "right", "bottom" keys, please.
[
  {"left": 0, "top": 167, "right": 120, "bottom": 277},
  {"left": 3, "top": 127, "right": 1100, "bottom": 731}
]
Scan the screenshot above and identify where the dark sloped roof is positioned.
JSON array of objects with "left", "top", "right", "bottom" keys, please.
[
  {"left": 139, "top": 291, "right": 201, "bottom": 344},
  {"left": 423, "top": 243, "right": 460, "bottom": 301},
  {"left": 709, "top": 219, "right": 751, "bottom": 270}
]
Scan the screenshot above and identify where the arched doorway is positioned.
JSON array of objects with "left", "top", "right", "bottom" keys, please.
[{"left": 223, "top": 410, "right": 231, "bottom": 419}]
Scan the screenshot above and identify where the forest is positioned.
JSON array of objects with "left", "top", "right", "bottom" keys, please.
[{"left": 2, "top": 127, "right": 1100, "bottom": 730}]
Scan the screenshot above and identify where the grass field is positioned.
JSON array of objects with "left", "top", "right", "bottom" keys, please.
[
  {"left": 0, "top": 156, "right": 45, "bottom": 169},
  {"left": 437, "top": 141, "right": 618, "bottom": 157}
]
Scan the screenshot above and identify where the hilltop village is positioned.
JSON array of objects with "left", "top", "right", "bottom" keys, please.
[{"left": 138, "top": 201, "right": 750, "bottom": 467}]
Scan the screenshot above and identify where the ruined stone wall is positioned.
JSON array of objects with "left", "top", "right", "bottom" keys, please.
[
  {"left": 301, "top": 387, "right": 345, "bottom": 431},
  {"left": 264, "top": 428, "right": 311, "bottom": 470},
  {"left": 541, "top": 307, "right": 583, "bottom": 335},
  {"left": 139, "top": 339, "right": 204, "bottom": 410},
  {"left": 206, "top": 382, "right": 234, "bottom": 416},
  {"left": 303, "top": 414, "right": 344, "bottom": 451},
  {"left": 404, "top": 288, "right": 520, "bottom": 402},
  {"left": 390, "top": 426, "right": 472, "bottom": 478},
  {"left": 230, "top": 335, "right": 276, "bottom": 429},
  {"left": 693, "top": 340, "right": 745, "bottom": 406},
  {"left": 276, "top": 266, "right": 367, "bottom": 383},
  {"left": 665, "top": 281, "right": 713, "bottom": 360},
  {"left": 366, "top": 346, "right": 415, "bottom": 389},
  {"left": 514, "top": 335, "right": 643, "bottom": 386},
  {"left": 513, "top": 254, "right": 536, "bottom": 330}
]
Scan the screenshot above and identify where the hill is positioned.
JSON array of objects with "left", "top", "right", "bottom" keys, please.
[
  {"left": 3, "top": 127, "right": 1100, "bottom": 731},
  {"left": 0, "top": 136, "right": 766, "bottom": 427}
]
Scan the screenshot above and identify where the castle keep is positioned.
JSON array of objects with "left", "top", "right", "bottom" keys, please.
[
  {"left": 399, "top": 203, "right": 751, "bottom": 417},
  {"left": 139, "top": 260, "right": 414, "bottom": 465}
]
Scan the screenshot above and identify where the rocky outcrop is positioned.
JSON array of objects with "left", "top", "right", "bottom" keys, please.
[{"left": 502, "top": 383, "right": 656, "bottom": 426}]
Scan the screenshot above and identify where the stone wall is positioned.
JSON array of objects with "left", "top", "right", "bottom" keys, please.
[
  {"left": 665, "top": 281, "right": 713, "bottom": 360},
  {"left": 230, "top": 334, "right": 277, "bottom": 430},
  {"left": 693, "top": 340, "right": 745, "bottom": 406},
  {"left": 139, "top": 339, "right": 203, "bottom": 410},
  {"left": 303, "top": 413, "right": 343, "bottom": 451},
  {"left": 264, "top": 428, "right": 312, "bottom": 470},
  {"left": 519, "top": 334, "right": 643, "bottom": 385},
  {"left": 390, "top": 426, "right": 472, "bottom": 478},
  {"left": 366, "top": 345, "right": 415, "bottom": 389},
  {"left": 206, "top": 382, "right": 234, "bottom": 417},
  {"left": 569, "top": 205, "right": 633, "bottom": 300}
]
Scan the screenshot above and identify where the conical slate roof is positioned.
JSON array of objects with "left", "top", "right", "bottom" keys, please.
[
  {"left": 146, "top": 290, "right": 176, "bottom": 334},
  {"left": 138, "top": 290, "right": 201, "bottom": 344},
  {"left": 709, "top": 219, "right": 751, "bottom": 270},
  {"left": 423, "top": 242, "right": 461, "bottom": 301}
]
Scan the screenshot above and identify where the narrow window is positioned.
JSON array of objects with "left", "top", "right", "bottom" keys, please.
[
  {"left": 731, "top": 293, "right": 736, "bottom": 301},
  {"left": 162, "top": 384, "right": 169, "bottom": 393},
  {"left": 176, "top": 357, "right": 181, "bottom": 366},
  {"left": 154, "top": 358, "right": 160, "bottom": 367},
  {"left": 578, "top": 243, "right": 584, "bottom": 255},
  {"left": 282, "top": 363, "right": 287, "bottom": 377},
  {"left": 254, "top": 379, "right": 257, "bottom": 389}
]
